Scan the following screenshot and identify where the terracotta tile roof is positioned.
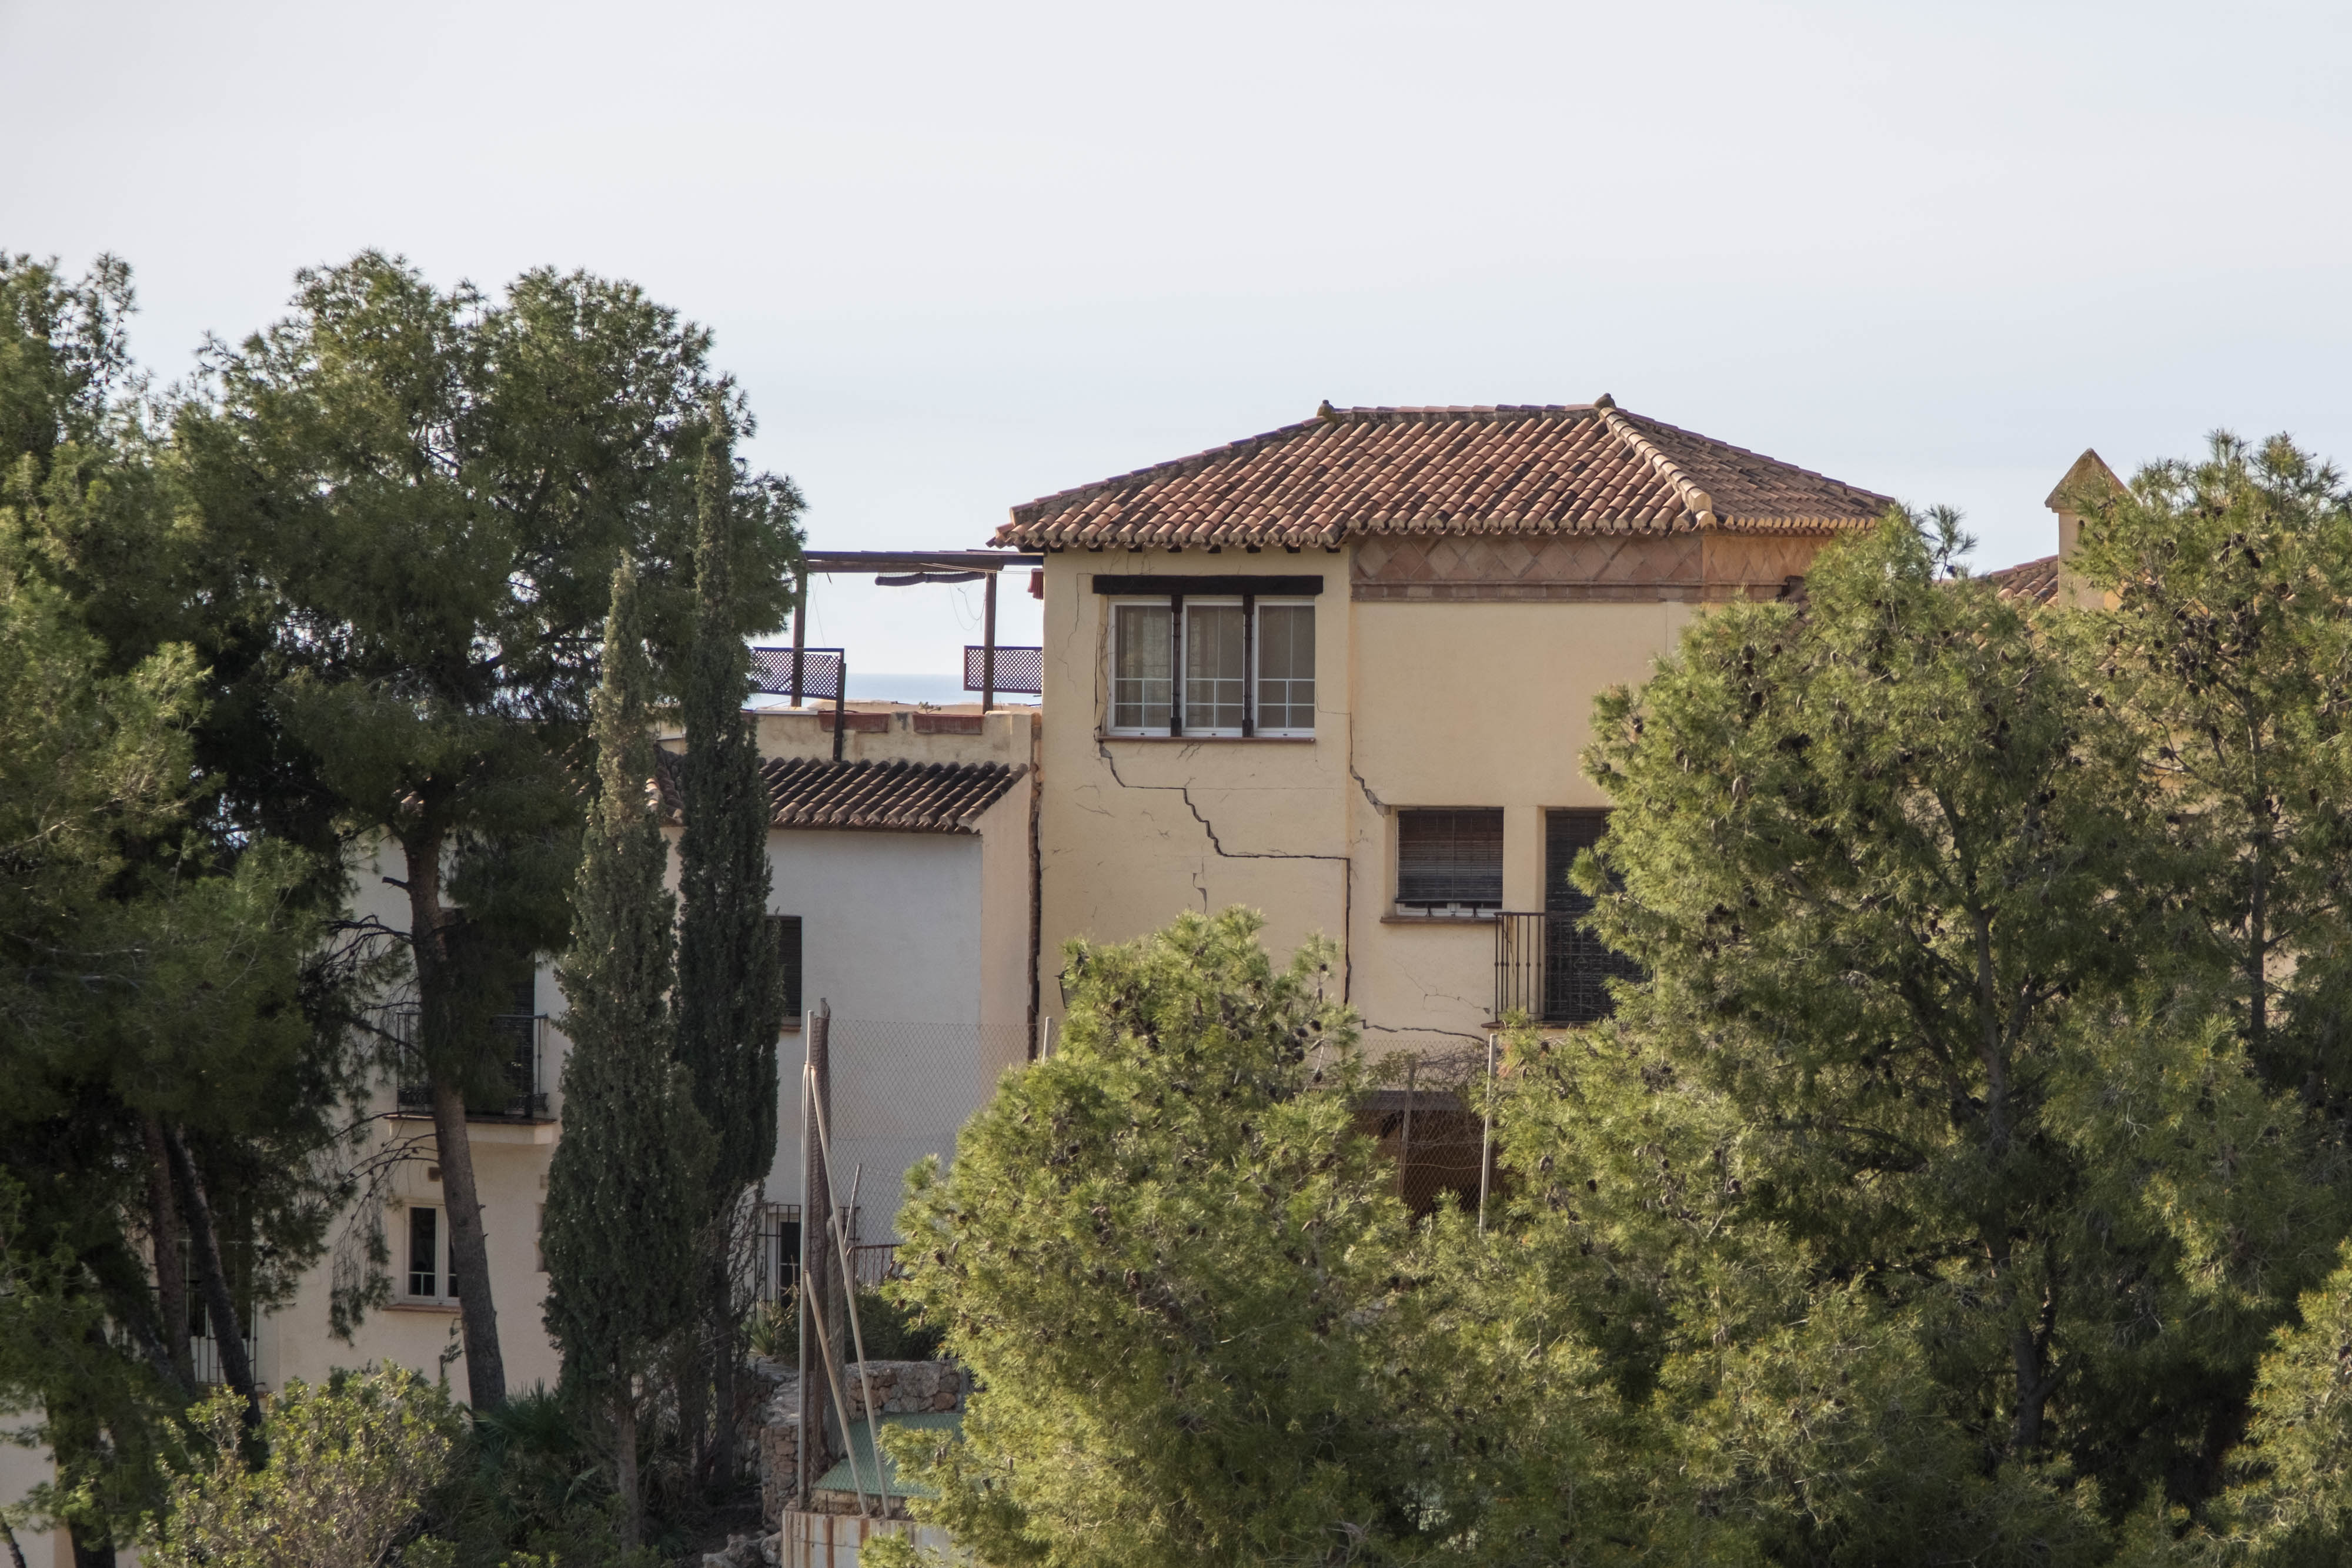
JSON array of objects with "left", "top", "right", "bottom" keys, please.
[
  {"left": 758, "top": 757, "right": 1024, "bottom": 833},
  {"left": 1986, "top": 554, "right": 2060, "bottom": 604},
  {"left": 659, "top": 754, "right": 1024, "bottom": 833},
  {"left": 995, "top": 400, "right": 1894, "bottom": 550}
]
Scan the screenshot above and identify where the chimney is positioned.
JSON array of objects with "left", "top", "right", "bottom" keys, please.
[{"left": 2044, "top": 449, "right": 2124, "bottom": 609}]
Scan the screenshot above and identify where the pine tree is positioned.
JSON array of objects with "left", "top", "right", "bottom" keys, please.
[
  {"left": 0, "top": 255, "right": 354, "bottom": 1567},
  {"left": 884, "top": 910, "right": 1433, "bottom": 1568},
  {"left": 671, "top": 397, "right": 787, "bottom": 1480},
  {"left": 183, "top": 253, "right": 803, "bottom": 1410},
  {"left": 541, "top": 562, "right": 711, "bottom": 1549},
  {"left": 1518, "top": 506, "right": 2345, "bottom": 1556},
  {"left": 2067, "top": 433, "right": 2352, "bottom": 1095}
]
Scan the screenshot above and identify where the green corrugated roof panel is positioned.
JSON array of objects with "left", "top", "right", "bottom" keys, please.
[{"left": 811, "top": 1410, "right": 963, "bottom": 1500}]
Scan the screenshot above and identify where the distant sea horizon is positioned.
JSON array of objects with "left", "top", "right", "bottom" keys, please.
[{"left": 750, "top": 671, "right": 1037, "bottom": 708}]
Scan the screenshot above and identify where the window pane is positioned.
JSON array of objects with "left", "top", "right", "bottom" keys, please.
[
  {"left": 1396, "top": 808, "right": 1505, "bottom": 909},
  {"left": 408, "top": 1206, "right": 437, "bottom": 1298},
  {"left": 1185, "top": 604, "right": 1246, "bottom": 731},
  {"left": 1112, "top": 605, "right": 1172, "bottom": 730},
  {"left": 1255, "top": 605, "right": 1315, "bottom": 733}
]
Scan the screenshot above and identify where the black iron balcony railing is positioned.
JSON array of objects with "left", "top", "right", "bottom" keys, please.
[
  {"left": 373, "top": 1008, "right": 552, "bottom": 1121},
  {"left": 1494, "top": 912, "right": 1640, "bottom": 1026}
]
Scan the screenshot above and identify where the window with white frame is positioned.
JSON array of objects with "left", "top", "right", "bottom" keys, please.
[
  {"left": 1105, "top": 596, "right": 1315, "bottom": 737},
  {"left": 403, "top": 1204, "right": 457, "bottom": 1303}
]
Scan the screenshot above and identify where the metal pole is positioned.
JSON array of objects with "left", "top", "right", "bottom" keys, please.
[
  {"left": 831, "top": 656, "right": 848, "bottom": 763},
  {"left": 1478, "top": 1033, "right": 1496, "bottom": 1234},
  {"left": 981, "top": 570, "right": 997, "bottom": 714},
  {"left": 1399, "top": 1057, "right": 1415, "bottom": 1208},
  {"left": 797, "top": 1002, "right": 832, "bottom": 1501},
  {"left": 793, "top": 1041, "right": 810, "bottom": 1499},
  {"left": 790, "top": 573, "right": 808, "bottom": 708}
]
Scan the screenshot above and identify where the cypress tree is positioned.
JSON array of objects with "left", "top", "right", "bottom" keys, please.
[
  {"left": 542, "top": 562, "right": 711, "bottom": 1549},
  {"left": 673, "top": 399, "right": 787, "bottom": 1480}
]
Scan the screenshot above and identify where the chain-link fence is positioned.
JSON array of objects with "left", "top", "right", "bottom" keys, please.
[
  {"left": 1360, "top": 1043, "right": 1499, "bottom": 1220},
  {"left": 781, "top": 1018, "right": 1031, "bottom": 1255}
]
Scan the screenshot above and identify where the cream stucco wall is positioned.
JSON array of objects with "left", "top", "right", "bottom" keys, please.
[
  {"left": 128, "top": 706, "right": 1035, "bottom": 1440},
  {"left": 1034, "top": 546, "right": 1726, "bottom": 1057}
]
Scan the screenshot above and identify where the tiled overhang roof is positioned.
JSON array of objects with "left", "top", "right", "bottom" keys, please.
[
  {"left": 661, "top": 754, "right": 1025, "bottom": 833},
  {"left": 760, "top": 757, "right": 1023, "bottom": 833},
  {"left": 994, "top": 401, "right": 1894, "bottom": 550},
  {"left": 1986, "top": 554, "right": 2060, "bottom": 604}
]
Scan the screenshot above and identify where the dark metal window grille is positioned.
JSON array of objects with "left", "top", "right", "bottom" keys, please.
[
  {"left": 408, "top": 1205, "right": 438, "bottom": 1298},
  {"left": 1397, "top": 808, "right": 1505, "bottom": 910},
  {"left": 963, "top": 645, "right": 1042, "bottom": 695},
  {"left": 753, "top": 1202, "right": 803, "bottom": 1305},
  {"left": 1541, "top": 809, "right": 1641, "bottom": 1024},
  {"left": 770, "top": 915, "right": 803, "bottom": 1025}
]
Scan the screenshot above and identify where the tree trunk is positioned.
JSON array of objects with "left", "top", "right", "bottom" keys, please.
[
  {"left": 428, "top": 1077, "right": 506, "bottom": 1409},
  {"left": 139, "top": 1117, "right": 192, "bottom": 1388},
  {"left": 66, "top": 1522, "right": 112, "bottom": 1568},
  {"left": 615, "top": 1394, "right": 643, "bottom": 1550},
  {"left": 159, "top": 1126, "right": 260, "bottom": 1429},
  {"left": 403, "top": 829, "right": 507, "bottom": 1410},
  {"left": 709, "top": 1247, "right": 740, "bottom": 1486}
]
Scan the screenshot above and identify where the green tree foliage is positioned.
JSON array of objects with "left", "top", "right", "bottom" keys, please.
[
  {"left": 886, "top": 910, "right": 1430, "bottom": 1568},
  {"left": 542, "top": 564, "right": 713, "bottom": 1549},
  {"left": 142, "top": 1365, "right": 462, "bottom": 1568},
  {"left": 2067, "top": 435, "right": 2352, "bottom": 1095},
  {"left": 675, "top": 399, "right": 789, "bottom": 1199},
  {"left": 0, "top": 255, "right": 352, "bottom": 1566},
  {"left": 671, "top": 400, "right": 791, "bottom": 1483},
  {"left": 180, "top": 252, "right": 802, "bottom": 1408}
]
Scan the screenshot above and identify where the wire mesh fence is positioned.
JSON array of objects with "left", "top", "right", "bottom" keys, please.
[
  {"left": 783, "top": 1018, "right": 1032, "bottom": 1258},
  {"left": 1359, "top": 1044, "right": 1499, "bottom": 1219}
]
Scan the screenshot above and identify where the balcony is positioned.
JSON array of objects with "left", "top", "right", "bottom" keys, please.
[
  {"left": 1493, "top": 912, "right": 1641, "bottom": 1026},
  {"left": 373, "top": 1007, "right": 552, "bottom": 1121}
]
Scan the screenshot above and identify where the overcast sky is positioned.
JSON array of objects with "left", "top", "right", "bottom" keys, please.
[{"left": 6, "top": 0, "right": 2348, "bottom": 677}]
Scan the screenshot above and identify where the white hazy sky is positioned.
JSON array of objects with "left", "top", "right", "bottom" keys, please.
[{"left": 6, "top": 0, "right": 2350, "bottom": 676}]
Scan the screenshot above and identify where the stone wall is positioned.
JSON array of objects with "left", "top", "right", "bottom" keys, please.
[{"left": 752, "top": 1359, "right": 966, "bottom": 1529}]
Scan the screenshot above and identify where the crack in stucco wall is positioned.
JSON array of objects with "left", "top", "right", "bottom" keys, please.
[{"left": 1093, "top": 738, "right": 1355, "bottom": 997}]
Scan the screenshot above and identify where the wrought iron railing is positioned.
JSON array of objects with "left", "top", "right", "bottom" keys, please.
[
  {"left": 191, "top": 1323, "right": 258, "bottom": 1389},
  {"left": 375, "top": 1008, "right": 551, "bottom": 1120},
  {"left": 753, "top": 1201, "right": 804, "bottom": 1305},
  {"left": 753, "top": 1205, "right": 901, "bottom": 1299},
  {"left": 1494, "top": 912, "right": 1639, "bottom": 1025}
]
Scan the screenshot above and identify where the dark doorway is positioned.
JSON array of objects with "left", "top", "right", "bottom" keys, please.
[{"left": 1543, "top": 810, "right": 1639, "bottom": 1024}]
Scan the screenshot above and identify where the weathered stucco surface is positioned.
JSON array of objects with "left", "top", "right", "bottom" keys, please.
[{"left": 1034, "top": 537, "right": 1832, "bottom": 1057}]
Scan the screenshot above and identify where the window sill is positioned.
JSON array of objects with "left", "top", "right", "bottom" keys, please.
[
  {"left": 1096, "top": 732, "right": 1316, "bottom": 744},
  {"left": 1382, "top": 912, "right": 1502, "bottom": 925},
  {"left": 386, "top": 1300, "right": 460, "bottom": 1315}
]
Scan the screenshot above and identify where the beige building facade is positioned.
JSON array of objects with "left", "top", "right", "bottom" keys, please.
[{"left": 1003, "top": 399, "right": 1898, "bottom": 1055}]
